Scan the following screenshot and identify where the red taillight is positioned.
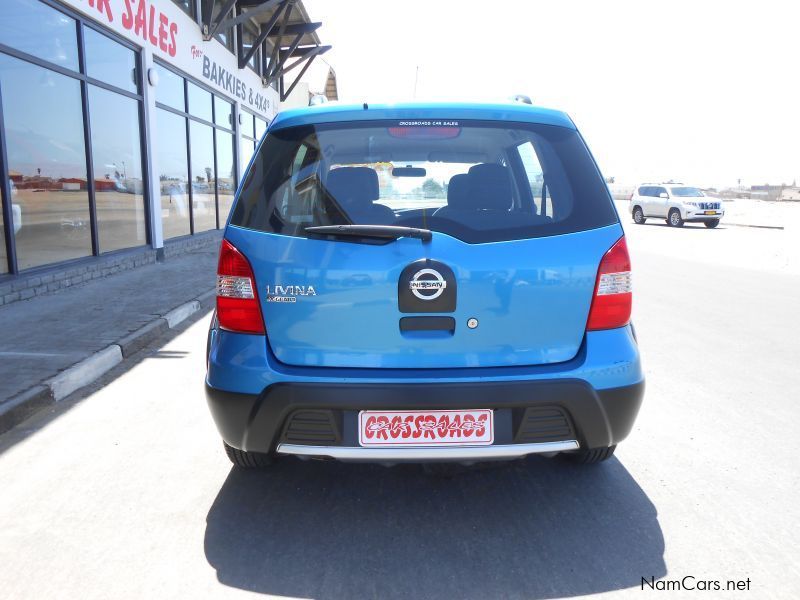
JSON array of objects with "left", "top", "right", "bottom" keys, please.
[
  {"left": 586, "top": 236, "right": 632, "bottom": 331},
  {"left": 216, "top": 239, "right": 265, "bottom": 334}
]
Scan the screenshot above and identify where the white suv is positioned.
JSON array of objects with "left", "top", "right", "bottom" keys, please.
[{"left": 630, "top": 184, "right": 724, "bottom": 228}]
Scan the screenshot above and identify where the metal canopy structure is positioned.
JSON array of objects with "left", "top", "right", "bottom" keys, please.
[{"left": 200, "top": 0, "right": 331, "bottom": 101}]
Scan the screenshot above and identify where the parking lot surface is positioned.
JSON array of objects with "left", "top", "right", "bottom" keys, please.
[{"left": 1, "top": 219, "right": 798, "bottom": 599}]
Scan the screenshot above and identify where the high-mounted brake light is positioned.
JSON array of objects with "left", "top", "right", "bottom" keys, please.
[
  {"left": 586, "top": 236, "right": 632, "bottom": 331},
  {"left": 387, "top": 126, "right": 461, "bottom": 139},
  {"left": 216, "top": 239, "right": 265, "bottom": 334}
]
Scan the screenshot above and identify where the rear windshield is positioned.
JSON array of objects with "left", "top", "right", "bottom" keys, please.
[{"left": 230, "top": 120, "right": 617, "bottom": 243}]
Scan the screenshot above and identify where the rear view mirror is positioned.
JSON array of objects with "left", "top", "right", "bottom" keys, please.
[
  {"left": 392, "top": 167, "right": 427, "bottom": 178},
  {"left": 659, "top": 192, "right": 669, "bottom": 199}
]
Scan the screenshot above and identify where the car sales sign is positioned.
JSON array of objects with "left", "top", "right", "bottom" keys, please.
[{"left": 63, "top": 0, "right": 276, "bottom": 119}]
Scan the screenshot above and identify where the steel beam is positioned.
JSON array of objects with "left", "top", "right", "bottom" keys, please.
[
  {"left": 267, "top": 22, "right": 321, "bottom": 37},
  {"left": 280, "top": 54, "right": 316, "bottom": 101},
  {"left": 265, "top": 1, "right": 294, "bottom": 79},
  {"left": 238, "top": 0, "right": 289, "bottom": 69},
  {"left": 213, "top": 0, "right": 285, "bottom": 33},
  {"left": 278, "top": 31, "right": 305, "bottom": 72},
  {"left": 279, "top": 44, "right": 331, "bottom": 61},
  {"left": 267, "top": 44, "right": 330, "bottom": 91},
  {"left": 203, "top": 0, "right": 238, "bottom": 41}
]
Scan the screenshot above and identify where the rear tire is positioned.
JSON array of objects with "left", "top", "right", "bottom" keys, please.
[
  {"left": 668, "top": 209, "right": 684, "bottom": 227},
  {"left": 223, "top": 441, "right": 273, "bottom": 469},
  {"left": 562, "top": 445, "right": 617, "bottom": 464},
  {"left": 704, "top": 219, "right": 720, "bottom": 228},
  {"left": 632, "top": 206, "right": 646, "bottom": 224}
]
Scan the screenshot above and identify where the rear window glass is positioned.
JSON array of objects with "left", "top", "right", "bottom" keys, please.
[{"left": 231, "top": 120, "right": 617, "bottom": 243}]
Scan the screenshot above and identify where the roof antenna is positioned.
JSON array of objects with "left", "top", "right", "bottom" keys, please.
[
  {"left": 363, "top": 102, "right": 368, "bottom": 110},
  {"left": 413, "top": 65, "right": 419, "bottom": 99}
]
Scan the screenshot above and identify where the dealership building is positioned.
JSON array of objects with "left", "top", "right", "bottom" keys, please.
[{"left": 0, "top": 0, "right": 333, "bottom": 292}]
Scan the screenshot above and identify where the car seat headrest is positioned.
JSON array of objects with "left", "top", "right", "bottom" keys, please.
[
  {"left": 466, "top": 163, "right": 513, "bottom": 210},
  {"left": 325, "top": 167, "right": 380, "bottom": 206},
  {"left": 446, "top": 173, "right": 471, "bottom": 209}
]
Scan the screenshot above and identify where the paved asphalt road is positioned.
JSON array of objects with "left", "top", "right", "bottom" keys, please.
[{"left": 1, "top": 218, "right": 798, "bottom": 599}]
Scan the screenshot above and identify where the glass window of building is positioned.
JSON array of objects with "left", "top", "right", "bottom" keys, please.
[
  {"left": 240, "top": 111, "right": 259, "bottom": 174},
  {"left": 1, "top": 199, "right": 7, "bottom": 274},
  {"left": 244, "top": 113, "right": 256, "bottom": 139},
  {"left": 170, "top": 0, "right": 195, "bottom": 18},
  {"left": 83, "top": 27, "right": 138, "bottom": 94},
  {"left": 154, "top": 63, "right": 239, "bottom": 239},
  {"left": 187, "top": 81, "right": 213, "bottom": 123},
  {"left": 214, "top": 96, "right": 233, "bottom": 129},
  {"left": 155, "top": 64, "right": 185, "bottom": 111},
  {"left": 88, "top": 85, "right": 145, "bottom": 253},
  {"left": 206, "top": 1, "right": 235, "bottom": 53},
  {"left": 157, "top": 109, "right": 190, "bottom": 239},
  {"left": 0, "top": 0, "right": 79, "bottom": 71},
  {"left": 240, "top": 140, "right": 256, "bottom": 175},
  {"left": 0, "top": 53, "right": 92, "bottom": 269},
  {"left": 255, "top": 116, "right": 268, "bottom": 140},
  {"left": 189, "top": 121, "right": 216, "bottom": 232},
  {"left": 216, "top": 130, "right": 235, "bottom": 224}
]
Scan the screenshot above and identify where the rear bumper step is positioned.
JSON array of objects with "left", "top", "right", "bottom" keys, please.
[
  {"left": 276, "top": 440, "right": 580, "bottom": 462},
  {"left": 206, "top": 378, "right": 645, "bottom": 456}
]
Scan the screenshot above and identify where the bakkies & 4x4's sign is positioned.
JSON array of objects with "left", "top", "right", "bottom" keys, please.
[
  {"left": 64, "top": 0, "right": 276, "bottom": 118},
  {"left": 195, "top": 47, "right": 272, "bottom": 113}
]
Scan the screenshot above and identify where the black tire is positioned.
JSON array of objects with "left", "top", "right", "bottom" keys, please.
[
  {"left": 668, "top": 209, "right": 684, "bottom": 227},
  {"left": 704, "top": 219, "right": 720, "bottom": 229},
  {"left": 632, "top": 206, "right": 646, "bottom": 224},
  {"left": 223, "top": 441, "right": 273, "bottom": 469},
  {"left": 561, "top": 445, "right": 617, "bottom": 464}
]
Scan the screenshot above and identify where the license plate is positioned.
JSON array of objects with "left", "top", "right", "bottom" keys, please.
[
  {"left": 358, "top": 409, "right": 494, "bottom": 447},
  {"left": 704, "top": 210, "right": 717, "bottom": 215}
]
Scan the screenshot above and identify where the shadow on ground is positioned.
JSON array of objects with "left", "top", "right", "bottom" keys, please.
[
  {"left": 205, "top": 456, "right": 665, "bottom": 599},
  {"left": 637, "top": 222, "right": 724, "bottom": 230}
]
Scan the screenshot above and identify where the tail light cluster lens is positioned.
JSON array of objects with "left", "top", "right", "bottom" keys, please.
[
  {"left": 587, "top": 236, "right": 632, "bottom": 331},
  {"left": 216, "top": 239, "right": 265, "bottom": 334}
]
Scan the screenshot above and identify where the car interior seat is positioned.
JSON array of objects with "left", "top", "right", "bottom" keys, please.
[{"left": 324, "top": 167, "right": 396, "bottom": 225}]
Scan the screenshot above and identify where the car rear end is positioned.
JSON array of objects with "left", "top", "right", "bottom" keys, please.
[{"left": 206, "top": 102, "right": 644, "bottom": 465}]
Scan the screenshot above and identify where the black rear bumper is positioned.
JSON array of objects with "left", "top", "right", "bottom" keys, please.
[{"left": 205, "top": 379, "right": 645, "bottom": 454}]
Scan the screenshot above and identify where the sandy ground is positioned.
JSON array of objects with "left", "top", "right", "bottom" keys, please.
[{"left": 616, "top": 200, "right": 800, "bottom": 276}]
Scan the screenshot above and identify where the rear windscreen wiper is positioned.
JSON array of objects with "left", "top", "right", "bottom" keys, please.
[{"left": 305, "top": 225, "right": 433, "bottom": 242}]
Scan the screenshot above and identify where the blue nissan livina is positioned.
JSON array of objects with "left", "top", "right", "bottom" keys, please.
[{"left": 205, "top": 100, "right": 644, "bottom": 468}]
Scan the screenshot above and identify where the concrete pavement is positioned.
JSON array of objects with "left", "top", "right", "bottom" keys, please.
[
  {"left": 0, "top": 232, "right": 221, "bottom": 431},
  {"left": 0, "top": 221, "right": 799, "bottom": 599}
]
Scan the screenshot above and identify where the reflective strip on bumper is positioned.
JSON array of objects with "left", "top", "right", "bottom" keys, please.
[{"left": 276, "top": 440, "right": 580, "bottom": 462}]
